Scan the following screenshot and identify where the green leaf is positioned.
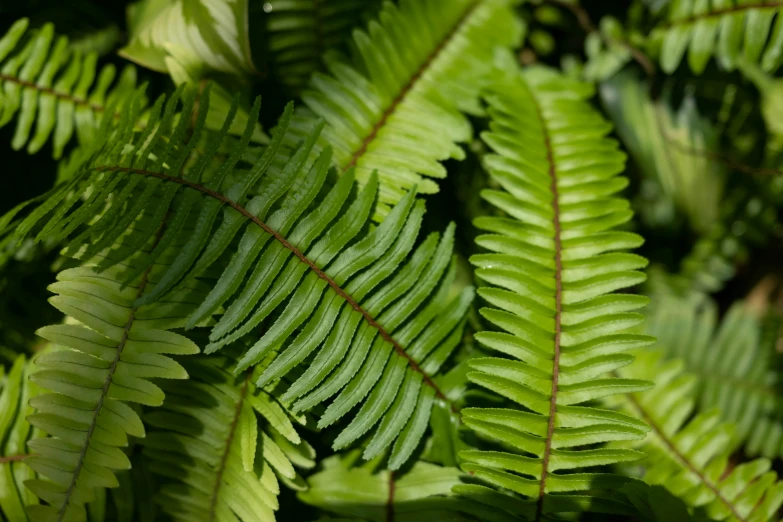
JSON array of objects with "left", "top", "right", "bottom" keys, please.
[{"left": 120, "top": 0, "right": 256, "bottom": 77}]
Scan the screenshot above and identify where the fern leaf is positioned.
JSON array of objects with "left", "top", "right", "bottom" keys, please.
[
  {"left": 649, "top": 0, "right": 783, "bottom": 74},
  {"left": 645, "top": 294, "right": 783, "bottom": 459},
  {"left": 143, "top": 355, "right": 312, "bottom": 522},
  {"left": 456, "top": 54, "right": 653, "bottom": 520},
  {"left": 120, "top": 0, "right": 256, "bottom": 77},
  {"left": 600, "top": 71, "right": 726, "bottom": 236},
  {"left": 290, "top": 0, "right": 524, "bottom": 219},
  {"left": 1, "top": 356, "right": 42, "bottom": 520},
  {"left": 23, "top": 168, "right": 211, "bottom": 519},
  {"left": 256, "top": 0, "right": 382, "bottom": 89},
  {"left": 0, "top": 18, "right": 141, "bottom": 158},
  {"left": 15, "top": 85, "right": 473, "bottom": 469},
  {"left": 613, "top": 349, "right": 783, "bottom": 522},
  {"left": 299, "top": 453, "right": 507, "bottom": 522}
]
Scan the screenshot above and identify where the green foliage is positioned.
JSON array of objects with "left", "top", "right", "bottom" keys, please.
[
  {"left": 298, "top": 453, "right": 481, "bottom": 522},
  {"left": 614, "top": 349, "right": 783, "bottom": 521},
  {"left": 289, "top": 0, "right": 524, "bottom": 218},
  {"left": 649, "top": 0, "right": 783, "bottom": 74},
  {"left": 0, "top": 357, "right": 42, "bottom": 521},
  {"left": 143, "top": 355, "right": 313, "bottom": 522},
  {"left": 3, "top": 1, "right": 783, "bottom": 521},
  {"left": 120, "top": 0, "right": 255, "bottom": 77},
  {"left": 0, "top": 18, "right": 140, "bottom": 158},
  {"left": 455, "top": 54, "right": 653, "bottom": 519},
  {"left": 601, "top": 71, "right": 726, "bottom": 235},
  {"left": 645, "top": 294, "right": 783, "bottom": 459},
  {"left": 255, "top": 0, "right": 383, "bottom": 89}
]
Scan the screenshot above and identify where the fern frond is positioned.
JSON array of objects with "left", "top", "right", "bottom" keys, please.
[
  {"left": 16, "top": 85, "right": 473, "bottom": 470},
  {"left": 256, "top": 0, "right": 382, "bottom": 89},
  {"left": 299, "top": 453, "right": 504, "bottom": 522},
  {"left": 0, "top": 18, "right": 141, "bottom": 158},
  {"left": 1, "top": 356, "right": 42, "bottom": 520},
  {"left": 119, "top": 0, "right": 256, "bottom": 77},
  {"left": 645, "top": 294, "right": 783, "bottom": 459},
  {"left": 600, "top": 71, "right": 726, "bottom": 235},
  {"left": 290, "top": 0, "right": 524, "bottom": 218},
  {"left": 143, "top": 355, "right": 312, "bottom": 522},
  {"left": 613, "top": 349, "right": 783, "bottom": 522},
  {"left": 23, "top": 190, "right": 208, "bottom": 519},
  {"left": 456, "top": 55, "right": 653, "bottom": 520},
  {"left": 649, "top": 0, "right": 783, "bottom": 74}
]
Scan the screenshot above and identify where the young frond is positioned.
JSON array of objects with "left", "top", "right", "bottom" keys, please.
[
  {"left": 456, "top": 54, "right": 653, "bottom": 520},
  {"left": 0, "top": 19, "right": 140, "bottom": 159},
  {"left": 256, "top": 0, "right": 382, "bottom": 89},
  {"left": 645, "top": 294, "right": 783, "bottom": 459},
  {"left": 14, "top": 84, "right": 473, "bottom": 470},
  {"left": 0, "top": 356, "right": 42, "bottom": 520},
  {"left": 143, "top": 355, "right": 313, "bottom": 522},
  {"left": 649, "top": 0, "right": 783, "bottom": 74},
  {"left": 613, "top": 350, "right": 783, "bottom": 522},
  {"left": 299, "top": 453, "right": 503, "bottom": 522},
  {"left": 290, "top": 0, "right": 524, "bottom": 218}
]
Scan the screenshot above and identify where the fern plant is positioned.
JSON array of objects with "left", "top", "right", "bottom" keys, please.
[{"left": 4, "top": 1, "right": 783, "bottom": 521}]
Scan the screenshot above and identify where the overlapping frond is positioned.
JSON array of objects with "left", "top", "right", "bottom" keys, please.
[
  {"left": 0, "top": 18, "right": 140, "bottom": 158},
  {"left": 14, "top": 84, "right": 473, "bottom": 470},
  {"left": 256, "top": 0, "right": 382, "bottom": 89},
  {"left": 24, "top": 247, "right": 205, "bottom": 520},
  {"left": 299, "top": 453, "right": 506, "bottom": 522},
  {"left": 143, "top": 355, "right": 312, "bottom": 522},
  {"left": 613, "top": 350, "right": 783, "bottom": 522},
  {"left": 645, "top": 294, "right": 783, "bottom": 459},
  {"left": 456, "top": 55, "right": 653, "bottom": 520},
  {"left": 1, "top": 356, "right": 42, "bottom": 520},
  {"left": 289, "top": 0, "right": 524, "bottom": 218},
  {"left": 649, "top": 0, "right": 783, "bottom": 74}
]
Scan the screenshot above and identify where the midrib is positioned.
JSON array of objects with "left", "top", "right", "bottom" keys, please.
[{"left": 530, "top": 87, "right": 563, "bottom": 521}]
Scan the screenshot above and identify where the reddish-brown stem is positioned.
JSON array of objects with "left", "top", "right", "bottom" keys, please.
[
  {"left": 0, "top": 73, "right": 105, "bottom": 112},
  {"left": 343, "top": 2, "right": 479, "bottom": 170},
  {"left": 386, "top": 471, "right": 396, "bottom": 522},
  {"left": 208, "top": 372, "right": 252, "bottom": 521},
  {"left": 531, "top": 89, "right": 563, "bottom": 521},
  {"left": 0, "top": 454, "right": 29, "bottom": 464},
  {"left": 93, "top": 165, "right": 456, "bottom": 411}
]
